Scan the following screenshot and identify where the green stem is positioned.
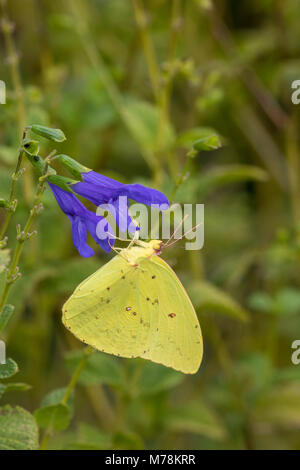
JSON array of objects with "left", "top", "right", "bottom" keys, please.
[
  {"left": 131, "top": 0, "right": 160, "bottom": 102},
  {"left": 131, "top": 0, "right": 182, "bottom": 187},
  {"left": 0, "top": 152, "right": 53, "bottom": 314},
  {"left": 0, "top": 129, "right": 27, "bottom": 241},
  {"left": 40, "top": 346, "right": 94, "bottom": 450},
  {"left": 169, "top": 151, "right": 194, "bottom": 202},
  {"left": 61, "top": 346, "right": 93, "bottom": 405},
  {"left": 285, "top": 116, "right": 300, "bottom": 225},
  {"left": 69, "top": 0, "right": 154, "bottom": 170},
  {"left": 155, "top": 0, "right": 181, "bottom": 174},
  {"left": 0, "top": 0, "right": 33, "bottom": 201}
]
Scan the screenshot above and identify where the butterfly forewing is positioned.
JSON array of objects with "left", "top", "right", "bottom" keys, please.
[{"left": 62, "top": 255, "right": 150, "bottom": 358}]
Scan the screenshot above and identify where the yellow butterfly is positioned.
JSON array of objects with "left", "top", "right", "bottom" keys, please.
[{"left": 62, "top": 240, "right": 203, "bottom": 374}]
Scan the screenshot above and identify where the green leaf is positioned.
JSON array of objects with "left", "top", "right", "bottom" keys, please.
[
  {"left": 34, "top": 403, "right": 70, "bottom": 431},
  {"left": 24, "top": 151, "right": 48, "bottom": 175},
  {"left": 65, "top": 351, "right": 123, "bottom": 387},
  {"left": 30, "top": 124, "right": 66, "bottom": 142},
  {"left": 0, "top": 358, "right": 19, "bottom": 379},
  {"left": 0, "top": 382, "right": 31, "bottom": 399},
  {"left": 22, "top": 139, "right": 40, "bottom": 155},
  {"left": 166, "top": 401, "right": 227, "bottom": 440},
  {"left": 0, "top": 405, "right": 39, "bottom": 449},
  {"left": 135, "top": 362, "right": 184, "bottom": 396},
  {"left": 0, "top": 249, "right": 10, "bottom": 274},
  {"left": 41, "top": 387, "right": 74, "bottom": 418},
  {"left": 0, "top": 198, "right": 9, "bottom": 208},
  {"left": 193, "top": 134, "right": 222, "bottom": 151},
  {"left": 47, "top": 174, "right": 77, "bottom": 193},
  {"left": 177, "top": 127, "right": 222, "bottom": 150},
  {"left": 56, "top": 154, "right": 91, "bottom": 180},
  {"left": 0, "top": 304, "right": 15, "bottom": 332},
  {"left": 188, "top": 280, "right": 249, "bottom": 321}
]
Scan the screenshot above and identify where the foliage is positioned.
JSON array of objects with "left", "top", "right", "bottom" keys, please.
[{"left": 0, "top": 0, "right": 300, "bottom": 450}]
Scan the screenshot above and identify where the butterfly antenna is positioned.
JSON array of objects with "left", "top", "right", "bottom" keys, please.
[
  {"left": 163, "top": 214, "right": 189, "bottom": 248},
  {"left": 106, "top": 231, "right": 140, "bottom": 243},
  {"left": 164, "top": 222, "right": 203, "bottom": 249},
  {"left": 107, "top": 231, "right": 141, "bottom": 253}
]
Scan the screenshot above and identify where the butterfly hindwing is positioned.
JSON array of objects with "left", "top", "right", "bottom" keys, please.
[
  {"left": 62, "top": 247, "right": 203, "bottom": 373},
  {"left": 136, "top": 256, "right": 202, "bottom": 373}
]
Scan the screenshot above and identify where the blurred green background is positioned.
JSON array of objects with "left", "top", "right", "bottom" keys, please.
[{"left": 1, "top": 0, "right": 300, "bottom": 450}]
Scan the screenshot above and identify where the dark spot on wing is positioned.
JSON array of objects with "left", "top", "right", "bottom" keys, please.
[
  {"left": 125, "top": 306, "right": 132, "bottom": 311},
  {"left": 152, "top": 275, "right": 156, "bottom": 279},
  {"left": 132, "top": 311, "right": 137, "bottom": 316},
  {"left": 146, "top": 297, "right": 150, "bottom": 301},
  {"left": 106, "top": 287, "right": 110, "bottom": 291},
  {"left": 195, "top": 325, "right": 198, "bottom": 328},
  {"left": 106, "top": 299, "right": 110, "bottom": 304},
  {"left": 122, "top": 275, "right": 126, "bottom": 279},
  {"left": 168, "top": 313, "right": 176, "bottom": 318}
]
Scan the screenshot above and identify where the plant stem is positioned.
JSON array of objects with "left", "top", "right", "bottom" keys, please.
[
  {"left": 0, "top": 129, "right": 27, "bottom": 241},
  {"left": 155, "top": 0, "right": 181, "bottom": 160},
  {"left": 169, "top": 150, "right": 194, "bottom": 202},
  {"left": 40, "top": 346, "right": 94, "bottom": 450},
  {"left": 131, "top": 0, "right": 160, "bottom": 102},
  {"left": 61, "top": 346, "right": 93, "bottom": 405},
  {"left": 131, "top": 0, "right": 164, "bottom": 186},
  {"left": 0, "top": 152, "right": 53, "bottom": 314},
  {"left": 69, "top": 0, "right": 154, "bottom": 170},
  {"left": 0, "top": 0, "right": 33, "bottom": 201},
  {"left": 285, "top": 115, "right": 300, "bottom": 225}
]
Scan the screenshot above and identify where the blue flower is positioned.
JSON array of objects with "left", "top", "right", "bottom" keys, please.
[
  {"left": 72, "top": 171, "right": 169, "bottom": 231},
  {"left": 48, "top": 183, "right": 114, "bottom": 257}
]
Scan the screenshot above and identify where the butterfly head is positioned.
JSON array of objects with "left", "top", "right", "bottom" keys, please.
[{"left": 149, "top": 239, "right": 163, "bottom": 255}]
